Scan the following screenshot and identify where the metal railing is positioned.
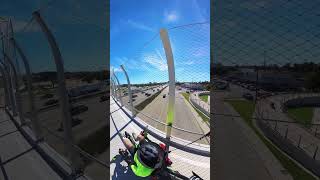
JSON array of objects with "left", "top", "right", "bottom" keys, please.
[
  {"left": 111, "top": 23, "right": 210, "bottom": 152},
  {"left": 213, "top": 0, "right": 320, "bottom": 178},
  {"left": 0, "top": 1, "right": 108, "bottom": 179}
]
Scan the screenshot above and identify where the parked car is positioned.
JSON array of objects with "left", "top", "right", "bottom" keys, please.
[
  {"left": 243, "top": 93, "right": 254, "bottom": 100},
  {"left": 163, "top": 94, "right": 166, "bottom": 98},
  {"left": 132, "top": 94, "right": 138, "bottom": 98},
  {"left": 44, "top": 99, "right": 58, "bottom": 106},
  {"left": 100, "top": 95, "right": 108, "bottom": 102},
  {"left": 128, "top": 99, "right": 136, "bottom": 103},
  {"left": 40, "top": 93, "right": 53, "bottom": 99},
  {"left": 70, "top": 105, "right": 88, "bottom": 116}
]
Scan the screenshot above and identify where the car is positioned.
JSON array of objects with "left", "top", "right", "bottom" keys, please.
[
  {"left": 243, "top": 93, "right": 254, "bottom": 100},
  {"left": 44, "top": 99, "right": 59, "bottom": 106},
  {"left": 40, "top": 93, "right": 53, "bottom": 99},
  {"left": 100, "top": 95, "right": 108, "bottom": 102},
  {"left": 70, "top": 105, "right": 88, "bottom": 116},
  {"left": 58, "top": 118, "right": 83, "bottom": 131},
  {"left": 163, "top": 94, "right": 166, "bottom": 98},
  {"left": 128, "top": 99, "right": 136, "bottom": 103},
  {"left": 132, "top": 94, "right": 138, "bottom": 98}
]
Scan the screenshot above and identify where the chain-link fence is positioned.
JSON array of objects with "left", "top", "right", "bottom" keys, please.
[
  {"left": 213, "top": 0, "right": 320, "bottom": 179},
  {"left": 0, "top": 1, "right": 108, "bottom": 179},
  {"left": 111, "top": 22, "right": 210, "bottom": 147}
]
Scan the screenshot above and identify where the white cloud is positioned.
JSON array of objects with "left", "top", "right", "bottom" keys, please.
[
  {"left": 127, "top": 19, "right": 154, "bottom": 32},
  {"left": 113, "top": 57, "right": 149, "bottom": 71},
  {"left": 143, "top": 49, "right": 168, "bottom": 71},
  {"left": 164, "top": 10, "right": 179, "bottom": 23},
  {"left": 185, "top": 60, "right": 195, "bottom": 65},
  {"left": 191, "top": 0, "right": 207, "bottom": 22},
  {"left": 111, "top": 66, "right": 122, "bottom": 73}
]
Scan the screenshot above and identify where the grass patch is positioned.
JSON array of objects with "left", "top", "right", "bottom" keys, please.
[
  {"left": 287, "top": 107, "right": 314, "bottom": 128},
  {"left": 199, "top": 94, "right": 208, "bottom": 102},
  {"left": 135, "top": 88, "right": 164, "bottom": 111},
  {"left": 181, "top": 92, "right": 209, "bottom": 122},
  {"left": 226, "top": 100, "right": 315, "bottom": 180}
]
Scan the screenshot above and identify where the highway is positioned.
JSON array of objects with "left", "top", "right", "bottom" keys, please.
[
  {"left": 136, "top": 86, "right": 209, "bottom": 144},
  {"left": 213, "top": 81, "right": 292, "bottom": 180}
]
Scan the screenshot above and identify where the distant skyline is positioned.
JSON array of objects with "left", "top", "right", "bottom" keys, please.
[
  {"left": 0, "top": 0, "right": 107, "bottom": 73},
  {"left": 111, "top": 0, "right": 210, "bottom": 84}
]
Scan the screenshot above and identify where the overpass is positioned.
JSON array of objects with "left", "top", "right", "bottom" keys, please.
[{"left": 110, "top": 97, "right": 210, "bottom": 179}]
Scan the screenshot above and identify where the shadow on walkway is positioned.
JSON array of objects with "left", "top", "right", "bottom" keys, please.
[{"left": 110, "top": 155, "right": 149, "bottom": 180}]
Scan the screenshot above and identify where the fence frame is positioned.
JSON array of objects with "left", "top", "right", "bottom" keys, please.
[
  {"left": 32, "top": 11, "right": 79, "bottom": 174},
  {"left": 120, "top": 64, "right": 134, "bottom": 116},
  {"left": 11, "top": 37, "right": 43, "bottom": 140},
  {"left": 3, "top": 53, "right": 25, "bottom": 124},
  {"left": 112, "top": 69, "right": 123, "bottom": 105},
  {"left": 160, "top": 28, "right": 176, "bottom": 151}
]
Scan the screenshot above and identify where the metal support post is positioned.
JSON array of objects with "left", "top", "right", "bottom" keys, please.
[
  {"left": 0, "top": 65, "right": 11, "bottom": 109},
  {"left": 112, "top": 69, "right": 123, "bottom": 105},
  {"left": 313, "top": 146, "right": 318, "bottom": 160},
  {"left": 33, "top": 11, "right": 79, "bottom": 174},
  {"left": 11, "top": 38, "right": 42, "bottom": 139},
  {"left": 111, "top": 78, "right": 117, "bottom": 100},
  {"left": 3, "top": 54, "right": 25, "bottom": 124},
  {"left": 1, "top": 34, "right": 16, "bottom": 114},
  {"left": 160, "top": 28, "right": 175, "bottom": 152},
  {"left": 285, "top": 126, "right": 288, "bottom": 139},
  {"left": 120, "top": 65, "right": 134, "bottom": 116}
]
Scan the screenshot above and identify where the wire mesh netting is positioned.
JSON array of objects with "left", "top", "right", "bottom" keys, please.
[
  {"left": 1, "top": 1, "right": 108, "bottom": 179},
  {"left": 169, "top": 23, "right": 210, "bottom": 145},
  {"left": 111, "top": 22, "right": 210, "bottom": 148},
  {"left": 213, "top": 0, "right": 320, "bottom": 178}
]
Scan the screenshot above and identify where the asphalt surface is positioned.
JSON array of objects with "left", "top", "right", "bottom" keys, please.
[
  {"left": 136, "top": 86, "right": 209, "bottom": 144},
  {"left": 258, "top": 93, "right": 320, "bottom": 161},
  {"left": 213, "top": 84, "right": 273, "bottom": 180},
  {"left": 22, "top": 92, "right": 108, "bottom": 177}
]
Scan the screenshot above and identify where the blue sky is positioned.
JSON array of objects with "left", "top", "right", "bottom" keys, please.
[
  {"left": 0, "top": 0, "right": 107, "bottom": 73},
  {"left": 110, "top": 0, "right": 210, "bottom": 84}
]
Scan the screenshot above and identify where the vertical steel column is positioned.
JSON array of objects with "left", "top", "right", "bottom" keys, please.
[
  {"left": 0, "top": 65, "right": 10, "bottom": 109},
  {"left": 3, "top": 54, "right": 25, "bottom": 124},
  {"left": 33, "top": 11, "right": 79, "bottom": 173},
  {"left": 4, "top": 21, "right": 18, "bottom": 113},
  {"left": 160, "top": 29, "right": 175, "bottom": 151},
  {"left": 112, "top": 69, "right": 123, "bottom": 105},
  {"left": 120, "top": 65, "right": 134, "bottom": 116},
  {"left": 11, "top": 38, "right": 42, "bottom": 139},
  {"left": 111, "top": 78, "right": 117, "bottom": 100},
  {"left": 110, "top": 76, "right": 115, "bottom": 99},
  {"left": 1, "top": 33, "right": 16, "bottom": 114}
]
